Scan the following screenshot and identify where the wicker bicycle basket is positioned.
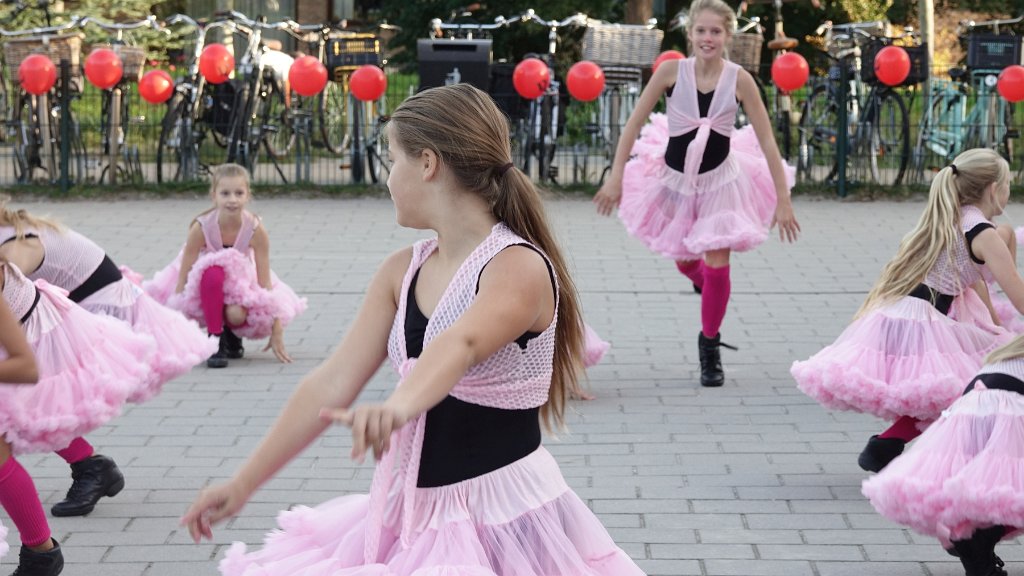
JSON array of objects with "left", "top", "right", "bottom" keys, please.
[
  {"left": 582, "top": 24, "right": 664, "bottom": 68},
  {"left": 729, "top": 32, "right": 763, "bottom": 75},
  {"left": 4, "top": 33, "right": 84, "bottom": 81},
  {"left": 94, "top": 44, "right": 148, "bottom": 82}
]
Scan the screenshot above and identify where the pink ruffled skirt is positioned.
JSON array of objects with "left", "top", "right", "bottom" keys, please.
[
  {"left": 618, "top": 113, "right": 791, "bottom": 261},
  {"left": 583, "top": 323, "right": 610, "bottom": 368},
  {"left": 220, "top": 448, "right": 644, "bottom": 575},
  {"left": 863, "top": 384, "right": 1024, "bottom": 544},
  {"left": 0, "top": 281, "right": 155, "bottom": 454},
  {"left": 791, "top": 292, "right": 1012, "bottom": 421},
  {"left": 144, "top": 249, "right": 306, "bottom": 340},
  {"left": 81, "top": 273, "right": 217, "bottom": 402}
]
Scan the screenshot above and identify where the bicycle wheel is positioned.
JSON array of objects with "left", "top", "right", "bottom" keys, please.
[
  {"left": 538, "top": 94, "right": 555, "bottom": 184},
  {"left": 257, "top": 78, "right": 294, "bottom": 159},
  {"left": 1001, "top": 101, "right": 1016, "bottom": 164},
  {"left": 797, "top": 84, "right": 838, "bottom": 183},
  {"left": 157, "top": 93, "right": 202, "bottom": 183},
  {"left": 11, "top": 94, "right": 38, "bottom": 184},
  {"left": 868, "top": 89, "right": 909, "bottom": 186},
  {"left": 318, "top": 80, "right": 348, "bottom": 154}
]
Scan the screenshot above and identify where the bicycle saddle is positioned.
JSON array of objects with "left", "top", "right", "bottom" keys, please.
[
  {"left": 767, "top": 36, "right": 798, "bottom": 51},
  {"left": 947, "top": 67, "right": 968, "bottom": 81}
]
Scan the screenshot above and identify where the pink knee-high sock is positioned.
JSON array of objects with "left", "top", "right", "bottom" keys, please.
[
  {"left": 701, "top": 264, "right": 731, "bottom": 338},
  {"left": 55, "top": 437, "right": 94, "bottom": 464},
  {"left": 0, "top": 457, "right": 51, "bottom": 547},
  {"left": 675, "top": 260, "right": 705, "bottom": 290},
  {"left": 200, "top": 265, "right": 226, "bottom": 335},
  {"left": 879, "top": 416, "right": 923, "bottom": 442}
]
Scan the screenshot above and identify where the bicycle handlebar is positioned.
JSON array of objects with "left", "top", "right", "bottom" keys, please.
[
  {"left": 958, "top": 14, "right": 1024, "bottom": 36},
  {"left": 79, "top": 15, "right": 161, "bottom": 31},
  {"left": 0, "top": 15, "right": 82, "bottom": 37}
]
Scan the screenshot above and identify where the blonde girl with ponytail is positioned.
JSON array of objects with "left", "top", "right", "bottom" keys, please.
[
  {"left": 793, "top": 148, "right": 1023, "bottom": 475},
  {"left": 183, "top": 84, "right": 644, "bottom": 575}
]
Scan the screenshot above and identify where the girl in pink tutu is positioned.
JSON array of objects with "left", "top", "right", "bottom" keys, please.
[
  {"left": 593, "top": 0, "right": 800, "bottom": 388},
  {"left": 144, "top": 163, "right": 306, "bottom": 368},
  {"left": 861, "top": 335, "right": 1024, "bottom": 576},
  {"left": 181, "top": 84, "right": 644, "bottom": 575},
  {"left": 1, "top": 259, "right": 156, "bottom": 576},
  {"left": 792, "top": 148, "right": 1024, "bottom": 473}
]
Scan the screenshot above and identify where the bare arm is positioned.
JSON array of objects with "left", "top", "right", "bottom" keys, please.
[
  {"left": 326, "top": 246, "right": 555, "bottom": 462},
  {"left": 181, "top": 248, "right": 410, "bottom": 541},
  {"left": 175, "top": 223, "right": 205, "bottom": 293},
  {"left": 593, "top": 60, "right": 679, "bottom": 216},
  {"left": 0, "top": 296, "right": 38, "bottom": 384},
  {"left": 251, "top": 222, "right": 272, "bottom": 291},
  {"left": 736, "top": 69, "right": 800, "bottom": 243},
  {"left": 972, "top": 278, "right": 1001, "bottom": 326},
  {"left": 974, "top": 228, "right": 1024, "bottom": 315}
]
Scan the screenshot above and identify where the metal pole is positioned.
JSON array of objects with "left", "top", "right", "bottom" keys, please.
[
  {"left": 109, "top": 88, "right": 120, "bottom": 184},
  {"left": 59, "top": 59, "right": 71, "bottom": 193},
  {"left": 837, "top": 62, "right": 848, "bottom": 198}
]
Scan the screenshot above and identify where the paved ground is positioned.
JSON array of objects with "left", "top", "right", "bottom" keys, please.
[{"left": 4, "top": 193, "right": 1022, "bottom": 576}]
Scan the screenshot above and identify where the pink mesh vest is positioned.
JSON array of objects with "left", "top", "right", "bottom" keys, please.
[
  {"left": 666, "top": 58, "right": 739, "bottom": 177},
  {"left": 2, "top": 263, "right": 38, "bottom": 321},
  {"left": 0, "top": 226, "right": 104, "bottom": 292},
  {"left": 924, "top": 205, "right": 990, "bottom": 295},
  {"left": 364, "top": 223, "right": 559, "bottom": 561},
  {"left": 195, "top": 210, "right": 258, "bottom": 254},
  {"left": 978, "top": 358, "right": 1024, "bottom": 381}
]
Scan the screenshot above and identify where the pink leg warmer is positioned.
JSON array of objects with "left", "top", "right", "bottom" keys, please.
[
  {"left": 55, "top": 436, "right": 94, "bottom": 464},
  {"left": 200, "top": 265, "right": 226, "bottom": 335},
  {"left": 701, "top": 264, "right": 731, "bottom": 338},
  {"left": 879, "top": 416, "right": 923, "bottom": 442},
  {"left": 0, "top": 457, "right": 51, "bottom": 547},
  {"left": 675, "top": 260, "right": 705, "bottom": 291}
]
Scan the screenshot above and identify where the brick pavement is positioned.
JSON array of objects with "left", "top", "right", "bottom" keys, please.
[{"left": 4, "top": 195, "right": 1020, "bottom": 576}]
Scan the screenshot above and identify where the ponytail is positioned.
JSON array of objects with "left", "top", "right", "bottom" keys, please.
[{"left": 0, "top": 195, "right": 63, "bottom": 238}]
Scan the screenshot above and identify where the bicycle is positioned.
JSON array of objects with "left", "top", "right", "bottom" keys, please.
[
  {"left": 913, "top": 15, "right": 1022, "bottom": 180},
  {"left": 797, "top": 21, "right": 910, "bottom": 186},
  {"left": 1, "top": 13, "right": 87, "bottom": 184},
  {"left": 80, "top": 15, "right": 160, "bottom": 185}
]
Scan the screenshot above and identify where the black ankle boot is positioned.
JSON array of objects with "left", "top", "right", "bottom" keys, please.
[
  {"left": 857, "top": 435, "right": 906, "bottom": 472},
  {"left": 207, "top": 332, "right": 229, "bottom": 368},
  {"left": 11, "top": 539, "right": 63, "bottom": 576},
  {"left": 952, "top": 525, "right": 1008, "bottom": 576},
  {"left": 223, "top": 327, "right": 244, "bottom": 359},
  {"left": 50, "top": 455, "right": 125, "bottom": 517},
  {"left": 698, "top": 332, "right": 735, "bottom": 388}
]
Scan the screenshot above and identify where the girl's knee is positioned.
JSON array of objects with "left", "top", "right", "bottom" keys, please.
[
  {"left": 704, "top": 250, "right": 731, "bottom": 268},
  {"left": 225, "top": 304, "right": 247, "bottom": 326},
  {"left": 0, "top": 436, "right": 11, "bottom": 466}
]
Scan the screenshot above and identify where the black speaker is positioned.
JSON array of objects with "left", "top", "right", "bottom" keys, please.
[{"left": 416, "top": 38, "right": 492, "bottom": 92}]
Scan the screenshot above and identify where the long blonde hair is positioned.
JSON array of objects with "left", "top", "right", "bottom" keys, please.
[
  {"left": 858, "top": 148, "right": 1009, "bottom": 316},
  {"left": 194, "top": 163, "right": 253, "bottom": 223},
  {"left": 387, "top": 84, "right": 585, "bottom": 430},
  {"left": 0, "top": 194, "right": 63, "bottom": 238},
  {"left": 987, "top": 334, "right": 1024, "bottom": 364}
]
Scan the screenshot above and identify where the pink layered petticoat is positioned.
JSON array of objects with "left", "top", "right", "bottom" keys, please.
[
  {"left": 220, "top": 448, "right": 644, "bottom": 575},
  {"left": 0, "top": 281, "right": 154, "bottom": 454},
  {"left": 83, "top": 271, "right": 217, "bottom": 402},
  {"left": 792, "top": 292, "right": 1012, "bottom": 422},
  {"left": 618, "top": 113, "right": 791, "bottom": 261},
  {"left": 144, "top": 249, "right": 306, "bottom": 340},
  {"left": 863, "top": 385, "right": 1024, "bottom": 545}
]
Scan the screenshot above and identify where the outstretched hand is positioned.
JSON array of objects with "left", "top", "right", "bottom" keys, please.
[
  {"left": 320, "top": 404, "right": 410, "bottom": 463},
  {"left": 593, "top": 181, "right": 623, "bottom": 217},
  {"left": 771, "top": 200, "right": 801, "bottom": 243},
  {"left": 181, "top": 480, "right": 250, "bottom": 543},
  {"left": 264, "top": 325, "right": 293, "bottom": 363}
]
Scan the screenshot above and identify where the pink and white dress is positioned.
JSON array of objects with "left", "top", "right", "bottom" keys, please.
[
  {"left": 618, "top": 58, "right": 793, "bottom": 261},
  {"left": 792, "top": 206, "right": 1014, "bottom": 422},
  {"left": 863, "top": 357, "right": 1024, "bottom": 545},
  {"left": 144, "top": 209, "right": 306, "bottom": 340},
  {"left": 220, "top": 223, "right": 643, "bottom": 575},
  {"left": 0, "top": 225, "right": 216, "bottom": 402},
  {"left": 0, "top": 263, "right": 154, "bottom": 455}
]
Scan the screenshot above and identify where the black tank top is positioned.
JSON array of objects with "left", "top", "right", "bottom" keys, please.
[{"left": 664, "top": 87, "right": 731, "bottom": 174}]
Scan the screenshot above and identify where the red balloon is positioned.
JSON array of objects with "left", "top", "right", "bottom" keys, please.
[
  {"left": 289, "top": 55, "right": 328, "bottom": 97},
  {"left": 199, "top": 44, "right": 234, "bottom": 84},
  {"left": 653, "top": 50, "right": 685, "bottom": 74},
  {"left": 85, "top": 48, "right": 124, "bottom": 90},
  {"left": 513, "top": 58, "right": 549, "bottom": 100},
  {"left": 350, "top": 65, "right": 386, "bottom": 102},
  {"left": 771, "top": 52, "right": 809, "bottom": 93},
  {"left": 874, "top": 46, "right": 911, "bottom": 87},
  {"left": 998, "top": 65, "right": 1024, "bottom": 103},
  {"left": 566, "top": 61, "right": 605, "bottom": 101},
  {"left": 139, "top": 70, "right": 174, "bottom": 104},
  {"left": 18, "top": 54, "right": 57, "bottom": 95}
]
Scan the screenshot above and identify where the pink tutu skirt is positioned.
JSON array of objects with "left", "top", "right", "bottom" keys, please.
[
  {"left": 618, "top": 113, "right": 791, "bottom": 261},
  {"left": 220, "top": 448, "right": 644, "bottom": 575},
  {"left": 863, "top": 384, "right": 1024, "bottom": 544},
  {"left": 792, "top": 292, "right": 1012, "bottom": 422},
  {"left": 0, "top": 281, "right": 155, "bottom": 455},
  {"left": 81, "top": 272, "right": 217, "bottom": 402},
  {"left": 583, "top": 323, "right": 610, "bottom": 368},
  {"left": 989, "top": 290, "right": 1024, "bottom": 334},
  {"left": 144, "top": 249, "right": 306, "bottom": 340}
]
